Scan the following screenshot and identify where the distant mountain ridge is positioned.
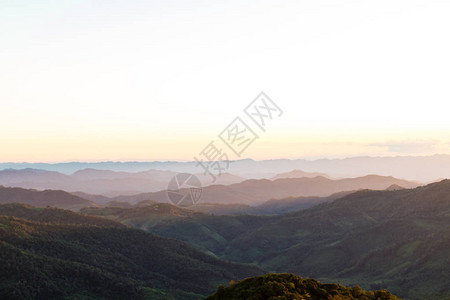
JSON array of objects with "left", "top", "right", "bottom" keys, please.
[
  {"left": 0, "top": 186, "right": 95, "bottom": 210},
  {"left": 108, "top": 175, "right": 419, "bottom": 205},
  {"left": 0, "top": 168, "right": 246, "bottom": 196},
  {"left": 271, "top": 169, "right": 330, "bottom": 180},
  {"left": 0, "top": 168, "right": 175, "bottom": 196},
  {"left": 179, "top": 191, "right": 354, "bottom": 215},
  {"left": 2, "top": 154, "right": 450, "bottom": 181}
]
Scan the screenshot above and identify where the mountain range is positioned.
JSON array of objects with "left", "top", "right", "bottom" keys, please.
[
  {"left": 2, "top": 154, "right": 450, "bottom": 181},
  {"left": 106, "top": 175, "right": 418, "bottom": 205},
  {"left": 1, "top": 166, "right": 449, "bottom": 298},
  {"left": 0, "top": 186, "right": 96, "bottom": 210},
  {"left": 0, "top": 203, "right": 402, "bottom": 299},
  {"left": 83, "top": 180, "right": 450, "bottom": 299},
  {"left": 271, "top": 169, "right": 330, "bottom": 180},
  {"left": 96, "top": 191, "right": 352, "bottom": 216},
  {"left": 0, "top": 168, "right": 245, "bottom": 196}
]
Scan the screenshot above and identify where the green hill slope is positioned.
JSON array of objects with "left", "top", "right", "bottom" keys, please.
[
  {"left": 221, "top": 180, "right": 450, "bottom": 299},
  {"left": 0, "top": 206, "right": 263, "bottom": 299},
  {"left": 81, "top": 203, "right": 271, "bottom": 256},
  {"left": 0, "top": 203, "right": 122, "bottom": 227}
]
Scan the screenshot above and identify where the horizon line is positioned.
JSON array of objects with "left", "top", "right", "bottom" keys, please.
[{"left": 0, "top": 153, "right": 448, "bottom": 165}]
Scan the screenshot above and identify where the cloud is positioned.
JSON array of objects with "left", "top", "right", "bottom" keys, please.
[{"left": 369, "top": 140, "right": 439, "bottom": 154}]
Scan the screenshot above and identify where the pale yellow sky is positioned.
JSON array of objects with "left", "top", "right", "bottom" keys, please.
[
  {"left": 1, "top": 127, "right": 448, "bottom": 162},
  {"left": 1, "top": 0, "right": 449, "bottom": 162}
]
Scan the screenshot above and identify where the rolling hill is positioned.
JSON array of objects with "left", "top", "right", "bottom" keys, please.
[
  {"left": 0, "top": 203, "right": 121, "bottom": 226},
  {"left": 109, "top": 175, "right": 419, "bottom": 205},
  {"left": 0, "top": 168, "right": 176, "bottom": 196},
  {"left": 0, "top": 186, "right": 96, "bottom": 210},
  {"left": 0, "top": 168, "right": 246, "bottom": 197},
  {"left": 81, "top": 203, "right": 272, "bottom": 256},
  {"left": 217, "top": 180, "right": 450, "bottom": 300},
  {"left": 103, "top": 191, "right": 352, "bottom": 216}
]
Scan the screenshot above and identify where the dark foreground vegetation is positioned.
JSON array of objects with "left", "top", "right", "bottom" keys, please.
[{"left": 206, "top": 273, "right": 400, "bottom": 300}]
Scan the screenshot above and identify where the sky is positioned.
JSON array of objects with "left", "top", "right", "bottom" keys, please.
[{"left": 1, "top": 0, "right": 450, "bottom": 162}]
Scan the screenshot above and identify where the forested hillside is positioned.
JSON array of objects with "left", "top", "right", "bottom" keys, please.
[{"left": 0, "top": 206, "right": 262, "bottom": 299}]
